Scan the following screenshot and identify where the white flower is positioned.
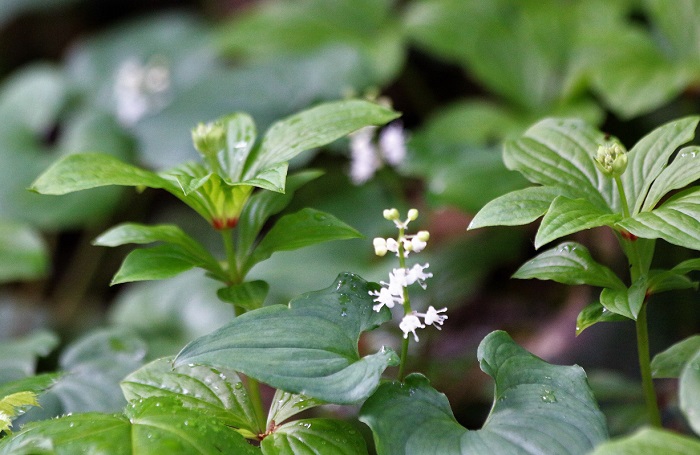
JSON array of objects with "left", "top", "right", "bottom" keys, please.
[
  {"left": 386, "top": 268, "right": 408, "bottom": 296},
  {"left": 399, "top": 314, "right": 424, "bottom": 342},
  {"left": 379, "top": 122, "right": 407, "bottom": 166},
  {"left": 349, "top": 126, "right": 380, "bottom": 184},
  {"left": 418, "top": 306, "right": 448, "bottom": 330},
  {"left": 369, "top": 287, "right": 403, "bottom": 312},
  {"left": 386, "top": 238, "right": 399, "bottom": 255},
  {"left": 405, "top": 263, "right": 433, "bottom": 289}
]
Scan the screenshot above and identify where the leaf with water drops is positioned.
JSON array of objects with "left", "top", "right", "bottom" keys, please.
[
  {"left": 513, "top": 241, "right": 625, "bottom": 289},
  {"left": 599, "top": 277, "right": 648, "bottom": 320},
  {"left": 261, "top": 418, "right": 367, "bottom": 455},
  {"left": 360, "top": 330, "right": 607, "bottom": 455},
  {"left": 219, "top": 112, "right": 257, "bottom": 184},
  {"left": 590, "top": 427, "right": 700, "bottom": 455},
  {"left": 121, "top": 357, "right": 260, "bottom": 436},
  {"left": 642, "top": 145, "right": 700, "bottom": 212},
  {"left": 652, "top": 335, "right": 700, "bottom": 378},
  {"left": 576, "top": 302, "right": 627, "bottom": 335},
  {"left": 175, "top": 273, "right": 398, "bottom": 404},
  {"left": 266, "top": 389, "right": 324, "bottom": 428}
]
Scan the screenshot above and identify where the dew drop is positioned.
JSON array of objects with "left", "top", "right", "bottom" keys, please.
[{"left": 541, "top": 389, "right": 557, "bottom": 403}]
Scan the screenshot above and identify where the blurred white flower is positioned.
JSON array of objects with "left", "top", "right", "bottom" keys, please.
[
  {"left": 399, "top": 314, "right": 424, "bottom": 342},
  {"left": 349, "top": 122, "right": 407, "bottom": 184},
  {"left": 114, "top": 56, "right": 171, "bottom": 126}
]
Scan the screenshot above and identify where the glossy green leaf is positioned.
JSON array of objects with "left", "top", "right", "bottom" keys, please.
[
  {"left": 175, "top": 273, "right": 398, "bottom": 404},
  {"left": 0, "top": 221, "right": 48, "bottom": 283},
  {"left": 621, "top": 116, "right": 699, "bottom": 215},
  {"left": 652, "top": 335, "right": 700, "bottom": 379},
  {"left": 217, "top": 281, "right": 270, "bottom": 311},
  {"left": 244, "top": 100, "right": 400, "bottom": 181},
  {"left": 680, "top": 345, "right": 700, "bottom": 435},
  {"left": 218, "top": 113, "right": 257, "bottom": 184},
  {"left": 261, "top": 419, "right": 367, "bottom": 455},
  {"left": 111, "top": 244, "right": 204, "bottom": 285},
  {"left": 576, "top": 302, "right": 628, "bottom": 336},
  {"left": 468, "top": 185, "right": 562, "bottom": 229},
  {"left": 618, "top": 187, "right": 700, "bottom": 251},
  {"left": 590, "top": 427, "right": 700, "bottom": 455},
  {"left": 0, "top": 397, "right": 258, "bottom": 454},
  {"left": 513, "top": 241, "right": 625, "bottom": 289},
  {"left": 266, "top": 390, "right": 323, "bottom": 428},
  {"left": 535, "top": 196, "right": 620, "bottom": 249},
  {"left": 0, "top": 331, "right": 58, "bottom": 384},
  {"left": 121, "top": 357, "right": 259, "bottom": 435},
  {"left": 503, "top": 118, "right": 615, "bottom": 212},
  {"left": 643, "top": 146, "right": 700, "bottom": 212},
  {"left": 599, "top": 277, "right": 648, "bottom": 320},
  {"left": 245, "top": 209, "right": 362, "bottom": 273},
  {"left": 360, "top": 330, "right": 608, "bottom": 454}
]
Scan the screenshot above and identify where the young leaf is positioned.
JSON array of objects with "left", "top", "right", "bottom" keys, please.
[
  {"left": 217, "top": 280, "right": 270, "bottom": 311},
  {"left": 680, "top": 345, "right": 700, "bottom": 436},
  {"left": 219, "top": 112, "right": 257, "bottom": 184},
  {"left": 0, "top": 397, "right": 259, "bottom": 454},
  {"left": 468, "top": 185, "right": 562, "bottom": 229},
  {"left": 244, "top": 208, "right": 362, "bottom": 273},
  {"left": 535, "top": 196, "right": 620, "bottom": 249},
  {"left": 261, "top": 418, "right": 367, "bottom": 455},
  {"left": 121, "top": 357, "right": 259, "bottom": 436},
  {"left": 0, "top": 391, "right": 40, "bottom": 433},
  {"left": 266, "top": 390, "right": 323, "bottom": 428},
  {"left": 652, "top": 335, "right": 700, "bottom": 379},
  {"left": 599, "top": 277, "right": 648, "bottom": 320},
  {"left": 513, "top": 241, "right": 625, "bottom": 289},
  {"left": 175, "top": 273, "right": 398, "bottom": 404},
  {"left": 576, "top": 302, "right": 627, "bottom": 336},
  {"left": 618, "top": 187, "right": 700, "bottom": 251},
  {"left": 590, "top": 427, "right": 700, "bottom": 455},
  {"left": 360, "top": 331, "right": 607, "bottom": 455},
  {"left": 642, "top": 146, "right": 700, "bottom": 212},
  {"left": 110, "top": 244, "right": 204, "bottom": 285}
]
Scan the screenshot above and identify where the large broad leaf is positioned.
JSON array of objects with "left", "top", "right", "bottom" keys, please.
[
  {"left": 360, "top": 330, "right": 608, "bottom": 454},
  {"left": 0, "top": 331, "right": 58, "bottom": 384},
  {"left": 261, "top": 418, "right": 368, "bottom": 455},
  {"left": 513, "top": 241, "right": 625, "bottom": 289},
  {"left": 175, "top": 273, "right": 398, "bottom": 404},
  {"left": 121, "top": 357, "right": 259, "bottom": 437},
  {"left": 535, "top": 196, "right": 620, "bottom": 249},
  {"left": 0, "top": 221, "right": 48, "bottom": 283},
  {"left": 590, "top": 427, "right": 700, "bottom": 455},
  {"left": 244, "top": 208, "right": 362, "bottom": 274},
  {"left": 618, "top": 187, "right": 700, "bottom": 251},
  {"left": 468, "top": 185, "right": 562, "bottom": 229},
  {"left": 652, "top": 335, "right": 700, "bottom": 379},
  {"left": 0, "top": 397, "right": 258, "bottom": 454}
]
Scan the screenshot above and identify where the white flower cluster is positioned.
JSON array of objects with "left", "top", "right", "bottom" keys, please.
[
  {"left": 369, "top": 208, "right": 447, "bottom": 342},
  {"left": 349, "top": 122, "right": 407, "bottom": 185}
]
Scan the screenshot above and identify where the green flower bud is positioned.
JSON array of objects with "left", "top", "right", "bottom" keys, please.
[
  {"left": 594, "top": 142, "right": 628, "bottom": 177},
  {"left": 192, "top": 121, "right": 226, "bottom": 157},
  {"left": 407, "top": 208, "right": 419, "bottom": 221},
  {"left": 383, "top": 208, "right": 400, "bottom": 221}
]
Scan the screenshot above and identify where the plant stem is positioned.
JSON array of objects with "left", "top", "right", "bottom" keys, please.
[
  {"left": 397, "top": 227, "right": 412, "bottom": 381},
  {"left": 246, "top": 374, "right": 267, "bottom": 434},
  {"left": 220, "top": 229, "right": 239, "bottom": 284},
  {"left": 636, "top": 302, "right": 662, "bottom": 427},
  {"left": 614, "top": 175, "right": 661, "bottom": 427}
]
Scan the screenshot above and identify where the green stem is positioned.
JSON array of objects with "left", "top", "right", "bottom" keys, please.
[
  {"left": 636, "top": 303, "right": 662, "bottom": 427},
  {"left": 397, "top": 227, "right": 412, "bottom": 381},
  {"left": 246, "top": 375, "right": 267, "bottom": 434},
  {"left": 614, "top": 175, "right": 661, "bottom": 427},
  {"left": 220, "top": 229, "right": 239, "bottom": 284}
]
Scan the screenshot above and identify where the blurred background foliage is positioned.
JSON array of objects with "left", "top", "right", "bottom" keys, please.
[{"left": 1, "top": 0, "right": 700, "bottom": 438}]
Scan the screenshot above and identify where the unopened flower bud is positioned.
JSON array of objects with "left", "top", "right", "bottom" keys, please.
[
  {"left": 192, "top": 121, "right": 226, "bottom": 157},
  {"left": 407, "top": 208, "right": 419, "bottom": 221},
  {"left": 416, "top": 230, "right": 430, "bottom": 242},
  {"left": 594, "top": 142, "right": 627, "bottom": 177},
  {"left": 373, "top": 238, "right": 388, "bottom": 256},
  {"left": 383, "top": 208, "right": 399, "bottom": 221}
]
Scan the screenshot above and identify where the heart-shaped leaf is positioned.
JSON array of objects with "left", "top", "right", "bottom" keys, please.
[
  {"left": 360, "top": 330, "right": 607, "bottom": 454},
  {"left": 175, "top": 273, "right": 398, "bottom": 404},
  {"left": 261, "top": 418, "right": 367, "bottom": 455}
]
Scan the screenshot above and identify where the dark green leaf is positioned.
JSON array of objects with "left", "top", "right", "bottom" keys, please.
[
  {"left": 599, "top": 277, "right": 648, "bottom": 320},
  {"left": 121, "top": 357, "right": 259, "bottom": 436},
  {"left": 360, "top": 330, "right": 607, "bottom": 454},
  {"left": 652, "top": 335, "right": 700, "bottom": 379},
  {"left": 261, "top": 418, "right": 367, "bottom": 455},
  {"left": 0, "top": 221, "right": 48, "bottom": 283},
  {"left": 175, "top": 273, "right": 398, "bottom": 404},
  {"left": 111, "top": 244, "right": 204, "bottom": 284},
  {"left": 576, "top": 302, "right": 628, "bottom": 336},
  {"left": 217, "top": 281, "right": 269, "bottom": 311},
  {"left": 245, "top": 208, "right": 362, "bottom": 273},
  {"left": 647, "top": 269, "right": 697, "bottom": 295},
  {"left": 513, "top": 241, "right": 625, "bottom": 289},
  {"left": 468, "top": 185, "right": 562, "bottom": 229},
  {"left": 590, "top": 427, "right": 700, "bottom": 455},
  {"left": 0, "top": 331, "right": 58, "bottom": 384},
  {"left": 266, "top": 389, "right": 323, "bottom": 428},
  {"left": 535, "top": 196, "right": 620, "bottom": 249}
]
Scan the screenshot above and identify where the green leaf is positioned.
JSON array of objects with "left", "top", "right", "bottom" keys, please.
[
  {"left": 245, "top": 208, "right": 362, "bottom": 273},
  {"left": 219, "top": 112, "right": 257, "bottom": 184},
  {"left": 217, "top": 281, "right": 270, "bottom": 311},
  {"left": 646, "top": 269, "right": 697, "bottom": 295},
  {"left": 618, "top": 187, "right": 700, "bottom": 251},
  {"left": 513, "top": 241, "right": 625, "bottom": 289},
  {"left": 652, "top": 335, "right": 700, "bottom": 379},
  {"left": 680, "top": 345, "right": 700, "bottom": 436},
  {"left": 671, "top": 258, "right": 700, "bottom": 275},
  {"left": 0, "top": 221, "right": 48, "bottom": 283},
  {"left": 111, "top": 244, "right": 204, "bottom": 285},
  {"left": 0, "top": 391, "right": 40, "bottom": 433},
  {"left": 261, "top": 418, "right": 368, "bottom": 455},
  {"left": 0, "top": 331, "right": 58, "bottom": 384},
  {"left": 622, "top": 116, "right": 699, "bottom": 215},
  {"left": 535, "top": 196, "right": 620, "bottom": 249},
  {"left": 468, "top": 186, "right": 562, "bottom": 229},
  {"left": 245, "top": 100, "right": 400, "bottom": 182},
  {"left": 576, "top": 302, "right": 628, "bottom": 336},
  {"left": 360, "top": 330, "right": 607, "bottom": 454},
  {"left": 503, "top": 118, "right": 614, "bottom": 211},
  {"left": 643, "top": 146, "right": 700, "bottom": 212},
  {"left": 121, "top": 357, "right": 259, "bottom": 436},
  {"left": 590, "top": 427, "right": 700, "bottom": 455},
  {"left": 0, "top": 397, "right": 258, "bottom": 454},
  {"left": 175, "top": 273, "right": 398, "bottom": 404},
  {"left": 0, "top": 374, "right": 61, "bottom": 400},
  {"left": 599, "top": 277, "right": 648, "bottom": 320},
  {"left": 266, "top": 390, "right": 323, "bottom": 428}
]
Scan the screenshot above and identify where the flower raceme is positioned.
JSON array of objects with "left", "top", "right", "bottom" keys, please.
[{"left": 370, "top": 208, "right": 446, "bottom": 342}]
